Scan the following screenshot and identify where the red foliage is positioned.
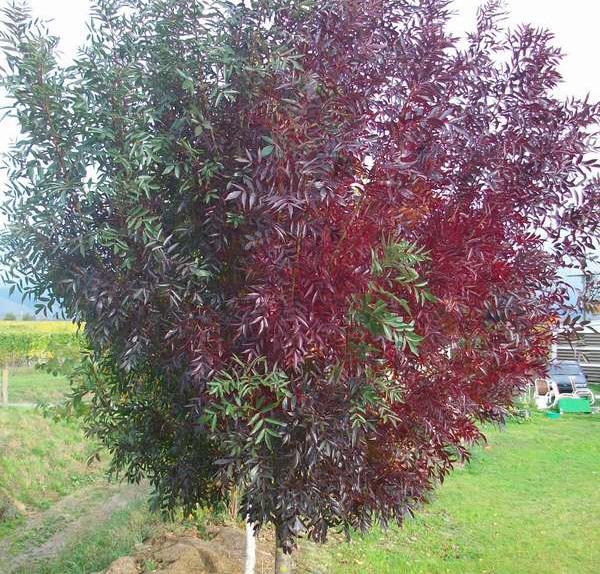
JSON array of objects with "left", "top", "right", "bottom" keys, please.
[
  {"left": 201, "top": 0, "right": 600, "bottom": 543},
  {"left": 7, "top": 0, "right": 597, "bottom": 548},
  {"left": 222, "top": 5, "right": 596, "bottom": 397}
]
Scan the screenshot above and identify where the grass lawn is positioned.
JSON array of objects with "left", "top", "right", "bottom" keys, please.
[
  {"left": 0, "top": 406, "right": 157, "bottom": 574},
  {"left": 2, "top": 368, "right": 599, "bottom": 574},
  {"left": 302, "top": 413, "right": 600, "bottom": 574},
  {"left": 0, "top": 320, "right": 77, "bottom": 404},
  {"left": 0, "top": 408, "right": 106, "bottom": 516},
  {"left": 21, "top": 498, "right": 162, "bottom": 574},
  {"left": 4, "top": 367, "right": 70, "bottom": 404}
]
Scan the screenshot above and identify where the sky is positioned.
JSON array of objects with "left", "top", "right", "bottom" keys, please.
[
  {"left": 0, "top": 0, "right": 598, "bottom": 279},
  {"left": 449, "top": 0, "right": 600, "bottom": 101},
  {"left": 2, "top": 0, "right": 600, "bottom": 155},
  {"left": 10, "top": 0, "right": 600, "bottom": 93},
  {"left": 2, "top": 0, "right": 600, "bottom": 158}
]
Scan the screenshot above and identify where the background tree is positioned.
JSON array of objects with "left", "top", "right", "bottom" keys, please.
[{"left": 1, "top": 0, "right": 599, "bottom": 571}]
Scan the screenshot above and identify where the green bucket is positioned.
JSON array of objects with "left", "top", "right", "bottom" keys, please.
[{"left": 558, "top": 398, "right": 592, "bottom": 414}]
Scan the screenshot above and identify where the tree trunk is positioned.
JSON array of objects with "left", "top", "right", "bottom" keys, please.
[
  {"left": 245, "top": 517, "right": 256, "bottom": 574},
  {"left": 228, "top": 485, "right": 239, "bottom": 521},
  {"left": 274, "top": 530, "right": 292, "bottom": 574}
]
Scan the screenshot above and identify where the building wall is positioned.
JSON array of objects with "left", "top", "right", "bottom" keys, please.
[{"left": 556, "top": 324, "right": 600, "bottom": 383}]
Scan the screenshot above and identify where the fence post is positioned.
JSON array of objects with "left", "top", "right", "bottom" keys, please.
[{"left": 1, "top": 367, "right": 7, "bottom": 405}]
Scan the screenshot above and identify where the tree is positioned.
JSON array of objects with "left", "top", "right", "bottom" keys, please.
[
  {"left": 3, "top": 313, "right": 16, "bottom": 321},
  {"left": 1, "top": 0, "right": 599, "bottom": 571}
]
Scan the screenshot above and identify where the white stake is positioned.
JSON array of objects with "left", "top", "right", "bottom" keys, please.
[{"left": 245, "top": 516, "right": 256, "bottom": 574}]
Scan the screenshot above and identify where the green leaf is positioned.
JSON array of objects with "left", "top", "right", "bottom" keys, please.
[
  {"left": 265, "top": 417, "right": 286, "bottom": 427},
  {"left": 260, "top": 145, "right": 273, "bottom": 158}
]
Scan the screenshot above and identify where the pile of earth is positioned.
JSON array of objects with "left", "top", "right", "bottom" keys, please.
[{"left": 97, "top": 525, "right": 277, "bottom": 574}]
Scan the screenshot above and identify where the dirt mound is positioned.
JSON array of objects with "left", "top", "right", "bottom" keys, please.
[
  {"left": 104, "top": 556, "right": 138, "bottom": 574},
  {"left": 99, "top": 526, "right": 275, "bottom": 574}
]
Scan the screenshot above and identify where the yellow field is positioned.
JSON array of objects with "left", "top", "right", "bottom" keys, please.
[{"left": 0, "top": 320, "right": 78, "bottom": 334}]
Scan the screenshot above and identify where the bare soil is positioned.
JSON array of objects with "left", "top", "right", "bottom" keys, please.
[{"left": 98, "top": 525, "right": 277, "bottom": 574}]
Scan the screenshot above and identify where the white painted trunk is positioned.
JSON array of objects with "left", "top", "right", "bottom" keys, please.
[{"left": 245, "top": 517, "right": 256, "bottom": 574}]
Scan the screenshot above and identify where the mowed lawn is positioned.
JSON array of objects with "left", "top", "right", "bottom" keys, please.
[
  {"left": 0, "top": 408, "right": 106, "bottom": 515},
  {"left": 303, "top": 413, "right": 600, "bottom": 574},
  {"left": 0, "top": 409, "right": 157, "bottom": 574}
]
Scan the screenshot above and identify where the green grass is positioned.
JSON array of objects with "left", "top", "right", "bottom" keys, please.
[
  {"left": 15, "top": 499, "right": 161, "bottom": 574},
  {"left": 2, "top": 367, "right": 599, "bottom": 574},
  {"left": 0, "top": 408, "right": 106, "bottom": 515},
  {"left": 4, "top": 366, "right": 70, "bottom": 404},
  {"left": 303, "top": 413, "right": 600, "bottom": 574}
]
